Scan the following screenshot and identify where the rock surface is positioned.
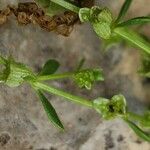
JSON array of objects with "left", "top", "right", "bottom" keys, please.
[{"left": 0, "top": 0, "right": 150, "bottom": 150}]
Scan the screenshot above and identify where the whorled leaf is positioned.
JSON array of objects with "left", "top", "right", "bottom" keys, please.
[{"left": 93, "top": 94, "right": 127, "bottom": 119}]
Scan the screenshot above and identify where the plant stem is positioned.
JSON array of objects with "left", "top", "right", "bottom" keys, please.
[
  {"left": 51, "top": 0, "right": 80, "bottom": 13},
  {"left": 114, "top": 27, "right": 150, "bottom": 55},
  {"left": 38, "top": 72, "right": 74, "bottom": 81},
  {"left": 33, "top": 82, "right": 93, "bottom": 108},
  {"left": 126, "top": 112, "right": 145, "bottom": 123}
]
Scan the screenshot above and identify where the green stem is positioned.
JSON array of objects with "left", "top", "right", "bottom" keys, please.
[
  {"left": 126, "top": 112, "right": 145, "bottom": 123},
  {"left": 51, "top": 0, "right": 80, "bottom": 13},
  {"left": 114, "top": 27, "right": 150, "bottom": 55},
  {"left": 33, "top": 82, "right": 93, "bottom": 108},
  {"left": 38, "top": 72, "right": 74, "bottom": 81}
]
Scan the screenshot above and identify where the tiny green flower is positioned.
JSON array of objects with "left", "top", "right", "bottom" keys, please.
[
  {"left": 79, "top": 6, "right": 113, "bottom": 39},
  {"left": 74, "top": 69, "right": 104, "bottom": 90},
  {"left": 93, "top": 94, "right": 127, "bottom": 119}
]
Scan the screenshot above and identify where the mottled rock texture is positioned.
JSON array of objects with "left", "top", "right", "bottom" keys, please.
[{"left": 0, "top": 0, "right": 150, "bottom": 150}]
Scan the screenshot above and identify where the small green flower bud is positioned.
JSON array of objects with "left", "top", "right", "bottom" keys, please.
[
  {"left": 91, "top": 7, "right": 113, "bottom": 39},
  {"left": 97, "top": 8, "right": 113, "bottom": 24},
  {"left": 79, "top": 8, "right": 91, "bottom": 22},
  {"left": 74, "top": 69, "right": 104, "bottom": 90},
  {"left": 79, "top": 6, "right": 113, "bottom": 39},
  {"left": 1, "top": 57, "right": 35, "bottom": 87},
  {"left": 93, "top": 94, "right": 126, "bottom": 119}
]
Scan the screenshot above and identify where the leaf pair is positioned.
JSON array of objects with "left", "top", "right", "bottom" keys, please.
[{"left": 115, "top": 0, "right": 150, "bottom": 27}]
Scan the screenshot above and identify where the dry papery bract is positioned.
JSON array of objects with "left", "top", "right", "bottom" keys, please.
[{"left": 0, "top": 0, "right": 94, "bottom": 36}]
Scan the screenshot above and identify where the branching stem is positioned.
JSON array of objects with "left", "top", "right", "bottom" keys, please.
[
  {"left": 33, "top": 82, "right": 93, "bottom": 108},
  {"left": 38, "top": 72, "right": 74, "bottom": 81}
]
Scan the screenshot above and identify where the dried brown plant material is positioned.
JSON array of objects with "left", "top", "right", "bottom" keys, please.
[
  {"left": 0, "top": 14, "right": 7, "bottom": 25},
  {"left": 0, "top": 6, "right": 11, "bottom": 25},
  {"left": 0, "top": 0, "right": 94, "bottom": 36}
]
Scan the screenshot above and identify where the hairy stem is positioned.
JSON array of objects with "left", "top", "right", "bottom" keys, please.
[
  {"left": 38, "top": 72, "right": 74, "bottom": 81},
  {"left": 33, "top": 82, "right": 93, "bottom": 108},
  {"left": 114, "top": 27, "right": 150, "bottom": 55}
]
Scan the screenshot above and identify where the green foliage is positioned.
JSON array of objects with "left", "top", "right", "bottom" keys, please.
[
  {"left": 0, "top": 56, "right": 35, "bottom": 87},
  {"left": 124, "top": 119, "right": 150, "bottom": 142},
  {"left": 37, "top": 90, "right": 64, "bottom": 130},
  {"left": 115, "top": 0, "right": 133, "bottom": 23},
  {"left": 117, "top": 16, "right": 150, "bottom": 27},
  {"left": 0, "top": 0, "right": 150, "bottom": 142},
  {"left": 79, "top": 7, "right": 113, "bottom": 39},
  {"left": 93, "top": 95, "right": 126, "bottom": 119},
  {"left": 140, "top": 111, "right": 150, "bottom": 127},
  {"left": 138, "top": 54, "right": 150, "bottom": 78},
  {"left": 39, "top": 59, "right": 60, "bottom": 76}
]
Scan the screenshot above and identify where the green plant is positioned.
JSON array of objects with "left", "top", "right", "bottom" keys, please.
[{"left": 0, "top": 0, "right": 150, "bottom": 142}]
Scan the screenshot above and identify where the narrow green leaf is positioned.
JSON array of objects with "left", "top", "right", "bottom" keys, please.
[
  {"left": 37, "top": 90, "right": 64, "bottom": 130},
  {"left": 138, "top": 54, "right": 150, "bottom": 78},
  {"left": 124, "top": 119, "right": 150, "bottom": 142},
  {"left": 76, "top": 58, "right": 85, "bottom": 72},
  {"left": 39, "top": 59, "right": 60, "bottom": 76},
  {"left": 117, "top": 16, "right": 150, "bottom": 27},
  {"left": 114, "top": 27, "right": 150, "bottom": 55},
  {"left": 116, "top": 0, "right": 132, "bottom": 23}
]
